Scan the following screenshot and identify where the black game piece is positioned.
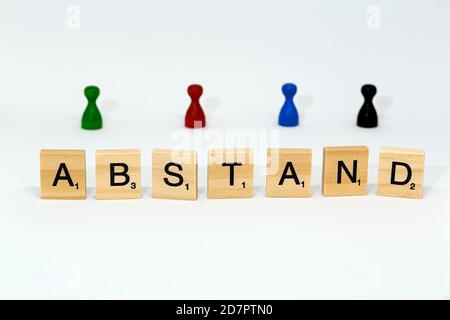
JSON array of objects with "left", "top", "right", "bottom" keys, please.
[{"left": 357, "top": 84, "right": 378, "bottom": 128}]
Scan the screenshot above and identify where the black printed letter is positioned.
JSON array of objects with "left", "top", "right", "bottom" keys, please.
[
  {"left": 390, "top": 161, "right": 412, "bottom": 185},
  {"left": 278, "top": 162, "right": 301, "bottom": 185},
  {"left": 110, "top": 163, "right": 130, "bottom": 186},
  {"left": 222, "top": 162, "right": 242, "bottom": 186},
  {"left": 337, "top": 160, "right": 358, "bottom": 184},
  {"left": 163, "top": 162, "right": 184, "bottom": 187},
  {"left": 52, "top": 163, "right": 74, "bottom": 187}
]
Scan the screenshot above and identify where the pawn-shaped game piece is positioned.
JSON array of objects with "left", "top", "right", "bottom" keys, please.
[
  {"left": 81, "top": 86, "right": 102, "bottom": 130},
  {"left": 185, "top": 84, "right": 206, "bottom": 128},
  {"left": 357, "top": 84, "right": 378, "bottom": 128},
  {"left": 278, "top": 83, "right": 299, "bottom": 127}
]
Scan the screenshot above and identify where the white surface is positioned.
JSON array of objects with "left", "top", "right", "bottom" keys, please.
[{"left": 0, "top": 0, "right": 449, "bottom": 299}]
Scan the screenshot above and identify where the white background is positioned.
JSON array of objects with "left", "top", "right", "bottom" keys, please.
[{"left": 0, "top": 0, "right": 449, "bottom": 299}]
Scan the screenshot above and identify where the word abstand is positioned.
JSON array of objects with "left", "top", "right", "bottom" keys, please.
[{"left": 40, "top": 146, "right": 425, "bottom": 200}]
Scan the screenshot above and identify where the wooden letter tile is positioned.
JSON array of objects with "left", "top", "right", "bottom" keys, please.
[
  {"left": 40, "top": 149, "right": 86, "bottom": 199},
  {"left": 96, "top": 149, "right": 141, "bottom": 199},
  {"left": 152, "top": 149, "right": 197, "bottom": 200},
  {"left": 208, "top": 149, "right": 253, "bottom": 199},
  {"left": 266, "top": 148, "right": 312, "bottom": 197},
  {"left": 322, "top": 146, "right": 368, "bottom": 196},
  {"left": 377, "top": 147, "right": 425, "bottom": 199}
]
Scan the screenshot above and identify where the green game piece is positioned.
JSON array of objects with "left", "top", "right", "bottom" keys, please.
[{"left": 81, "top": 86, "right": 103, "bottom": 130}]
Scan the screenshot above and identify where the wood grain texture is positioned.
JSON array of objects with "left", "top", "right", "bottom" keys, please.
[
  {"left": 40, "top": 149, "right": 86, "bottom": 199},
  {"left": 95, "top": 149, "right": 141, "bottom": 200},
  {"left": 152, "top": 149, "right": 197, "bottom": 200},
  {"left": 322, "top": 146, "right": 368, "bottom": 197},
  {"left": 208, "top": 148, "right": 253, "bottom": 199},
  {"left": 377, "top": 147, "right": 425, "bottom": 199},
  {"left": 266, "top": 148, "right": 312, "bottom": 197}
]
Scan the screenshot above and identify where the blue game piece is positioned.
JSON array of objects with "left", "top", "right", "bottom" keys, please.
[{"left": 278, "top": 83, "right": 299, "bottom": 127}]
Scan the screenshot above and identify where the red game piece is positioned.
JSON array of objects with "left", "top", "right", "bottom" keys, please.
[{"left": 185, "top": 84, "right": 206, "bottom": 128}]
